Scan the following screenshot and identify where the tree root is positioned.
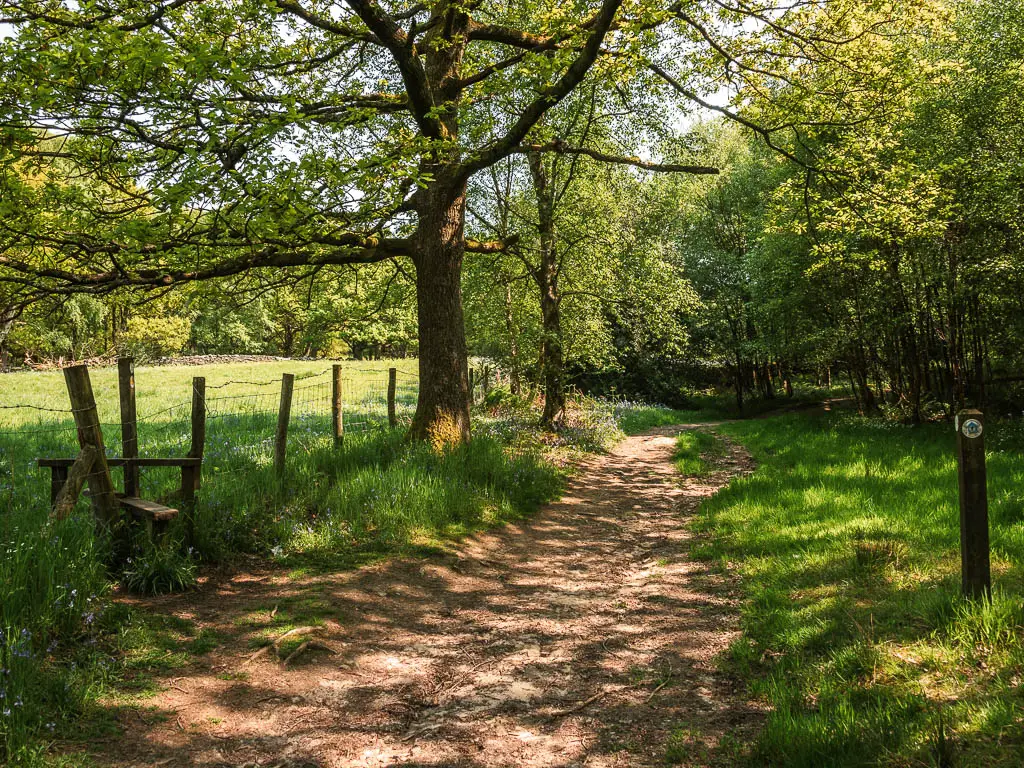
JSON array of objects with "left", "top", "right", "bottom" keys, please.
[{"left": 244, "top": 626, "right": 324, "bottom": 666}]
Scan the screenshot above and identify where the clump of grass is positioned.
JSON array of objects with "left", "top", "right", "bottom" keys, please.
[
  {"left": 699, "top": 411, "right": 1024, "bottom": 767},
  {"left": 120, "top": 539, "right": 198, "bottom": 596},
  {"left": 664, "top": 726, "right": 706, "bottom": 764},
  {"left": 673, "top": 430, "right": 726, "bottom": 477},
  {"left": 614, "top": 401, "right": 708, "bottom": 435}
]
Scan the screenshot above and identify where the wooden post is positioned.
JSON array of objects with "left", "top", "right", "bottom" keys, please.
[
  {"left": 275, "top": 373, "right": 294, "bottom": 476},
  {"left": 387, "top": 367, "right": 397, "bottom": 428},
  {"left": 50, "top": 466, "right": 69, "bottom": 507},
  {"left": 483, "top": 365, "right": 491, "bottom": 395},
  {"left": 118, "top": 357, "right": 139, "bottom": 497},
  {"left": 332, "top": 364, "right": 344, "bottom": 445},
  {"left": 189, "top": 376, "right": 205, "bottom": 490},
  {"left": 52, "top": 446, "right": 98, "bottom": 520},
  {"left": 469, "top": 368, "right": 475, "bottom": 404},
  {"left": 63, "top": 364, "right": 117, "bottom": 524},
  {"left": 956, "top": 409, "right": 991, "bottom": 599}
]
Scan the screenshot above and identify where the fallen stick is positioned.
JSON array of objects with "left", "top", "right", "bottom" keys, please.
[
  {"left": 547, "top": 685, "right": 636, "bottom": 719},
  {"left": 282, "top": 641, "right": 310, "bottom": 666},
  {"left": 646, "top": 678, "right": 670, "bottom": 703}
]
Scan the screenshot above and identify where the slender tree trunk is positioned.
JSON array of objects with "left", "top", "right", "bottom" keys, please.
[
  {"left": 734, "top": 355, "right": 745, "bottom": 414},
  {"left": 528, "top": 152, "right": 565, "bottom": 429},
  {"left": 503, "top": 282, "right": 522, "bottom": 395}
]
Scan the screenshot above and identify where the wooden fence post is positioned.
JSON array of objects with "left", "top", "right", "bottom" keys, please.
[
  {"left": 469, "top": 368, "right": 475, "bottom": 404},
  {"left": 387, "top": 367, "right": 397, "bottom": 428},
  {"left": 52, "top": 446, "right": 98, "bottom": 520},
  {"left": 275, "top": 373, "right": 294, "bottom": 476},
  {"left": 64, "top": 364, "right": 117, "bottom": 524},
  {"left": 188, "top": 376, "right": 205, "bottom": 492},
  {"left": 332, "top": 364, "right": 344, "bottom": 446},
  {"left": 118, "top": 357, "right": 139, "bottom": 497},
  {"left": 956, "top": 409, "right": 991, "bottom": 599},
  {"left": 483, "top": 365, "right": 491, "bottom": 395}
]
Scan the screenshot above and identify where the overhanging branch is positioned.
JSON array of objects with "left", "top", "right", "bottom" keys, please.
[{"left": 514, "top": 142, "right": 718, "bottom": 174}]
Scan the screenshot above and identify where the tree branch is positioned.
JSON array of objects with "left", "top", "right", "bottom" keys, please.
[
  {"left": 0, "top": 237, "right": 412, "bottom": 295},
  {"left": 343, "top": 0, "right": 440, "bottom": 138},
  {"left": 458, "top": 0, "right": 625, "bottom": 180},
  {"left": 513, "top": 142, "right": 718, "bottom": 174}
]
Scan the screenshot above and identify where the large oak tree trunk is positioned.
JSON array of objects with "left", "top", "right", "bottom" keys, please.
[
  {"left": 409, "top": 178, "right": 472, "bottom": 443},
  {"left": 407, "top": 15, "right": 473, "bottom": 443}
]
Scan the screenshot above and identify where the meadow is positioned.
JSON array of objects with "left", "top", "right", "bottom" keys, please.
[{"left": 680, "top": 412, "right": 1024, "bottom": 767}]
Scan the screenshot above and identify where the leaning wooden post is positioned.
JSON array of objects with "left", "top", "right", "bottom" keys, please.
[
  {"left": 332, "top": 364, "right": 344, "bottom": 446},
  {"left": 274, "top": 373, "right": 294, "bottom": 476},
  {"left": 188, "top": 376, "right": 206, "bottom": 491},
  {"left": 387, "top": 367, "right": 398, "bottom": 428},
  {"left": 956, "top": 409, "right": 991, "bottom": 599},
  {"left": 64, "top": 364, "right": 117, "bottom": 524},
  {"left": 52, "top": 446, "right": 99, "bottom": 520},
  {"left": 118, "top": 357, "right": 139, "bottom": 497}
]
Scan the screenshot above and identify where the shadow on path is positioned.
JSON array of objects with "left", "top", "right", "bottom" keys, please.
[{"left": 88, "top": 428, "right": 763, "bottom": 768}]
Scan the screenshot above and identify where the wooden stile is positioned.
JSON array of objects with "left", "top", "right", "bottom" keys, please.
[
  {"left": 189, "top": 376, "right": 206, "bottom": 491},
  {"left": 52, "top": 446, "right": 98, "bottom": 521}
]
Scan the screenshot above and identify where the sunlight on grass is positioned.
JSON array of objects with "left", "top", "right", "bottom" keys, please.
[
  {"left": 696, "top": 412, "right": 1024, "bottom": 767},
  {"left": 673, "top": 430, "right": 726, "bottom": 476},
  {"left": 0, "top": 359, "right": 578, "bottom": 765}
]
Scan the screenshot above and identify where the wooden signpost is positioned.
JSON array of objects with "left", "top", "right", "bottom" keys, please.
[{"left": 956, "top": 409, "right": 991, "bottom": 599}]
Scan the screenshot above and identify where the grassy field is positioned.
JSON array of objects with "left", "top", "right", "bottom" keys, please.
[
  {"left": 683, "top": 411, "right": 1024, "bottom": 767},
  {"left": 1, "top": 358, "right": 607, "bottom": 765}
]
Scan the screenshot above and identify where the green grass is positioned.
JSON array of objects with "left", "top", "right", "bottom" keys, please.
[
  {"left": 0, "top": 358, "right": 579, "bottom": 765},
  {"left": 673, "top": 429, "right": 727, "bottom": 476},
  {"left": 614, "top": 404, "right": 708, "bottom": 435},
  {"left": 613, "top": 381, "right": 845, "bottom": 436},
  {"left": 693, "top": 411, "right": 1024, "bottom": 767}
]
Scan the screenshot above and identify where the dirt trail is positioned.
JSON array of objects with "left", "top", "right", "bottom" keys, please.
[{"left": 95, "top": 427, "right": 762, "bottom": 768}]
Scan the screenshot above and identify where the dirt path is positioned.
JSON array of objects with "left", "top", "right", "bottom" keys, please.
[{"left": 95, "top": 427, "right": 762, "bottom": 768}]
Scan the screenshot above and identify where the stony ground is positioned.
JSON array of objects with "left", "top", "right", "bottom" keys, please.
[{"left": 91, "top": 427, "right": 762, "bottom": 768}]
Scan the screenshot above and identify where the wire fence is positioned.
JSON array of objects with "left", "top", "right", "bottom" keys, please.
[{"left": 0, "top": 363, "right": 422, "bottom": 515}]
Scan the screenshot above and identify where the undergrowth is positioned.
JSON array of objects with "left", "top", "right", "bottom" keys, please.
[{"left": 673, "top": 430, "right": 727, "bottom": 476}]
